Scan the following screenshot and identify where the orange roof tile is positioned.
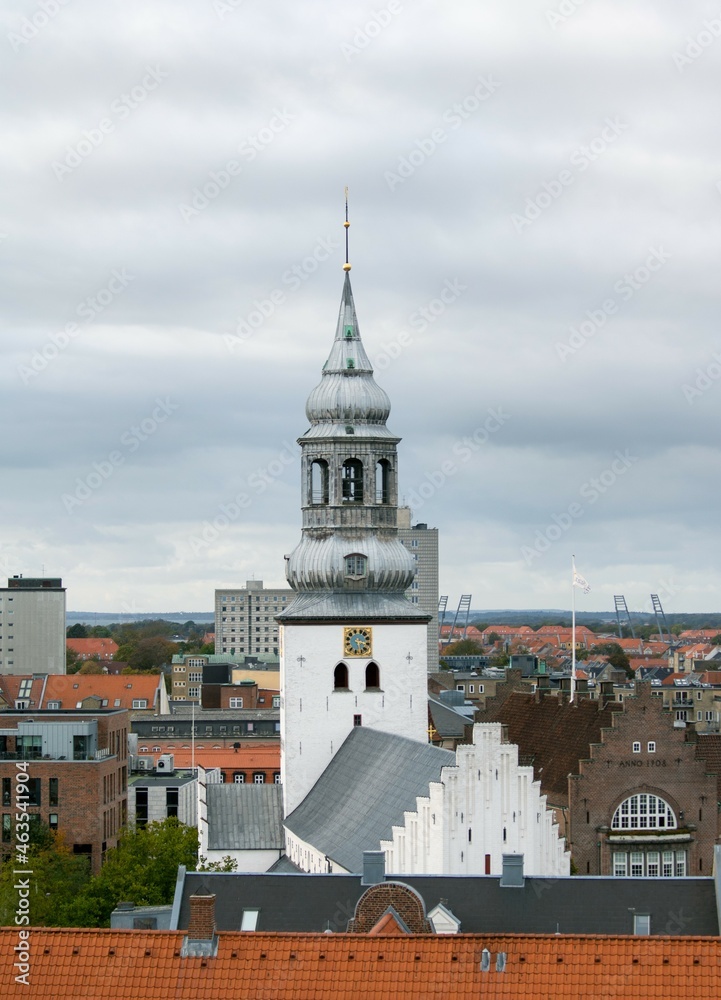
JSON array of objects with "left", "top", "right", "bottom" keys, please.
[
  {"left": 66, "top": 638, "right": 119, "bottom": 658},
  {"left": 136, "top": 745, "right": 280, "bottom": 771},
  {"left": 1, "top": 930, "right": 719, "bottom": 999},
  {"left": 42, "top": 673, "right": 163, "bottom": 710}
]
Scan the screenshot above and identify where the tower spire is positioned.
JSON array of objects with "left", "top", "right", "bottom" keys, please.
[{"left": 343, "top": 186, "right": 351, "bottom": 272}]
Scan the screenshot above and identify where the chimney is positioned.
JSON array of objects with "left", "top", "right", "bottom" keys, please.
[
  {"left": 362, "top": 850, "right": 385, "bottom": 886},
  {"left": 182, "top": 892, "right": 218, "bottom": 957},
  {"left": 499, "top": 854, "right": 524, "bottom": 887}
]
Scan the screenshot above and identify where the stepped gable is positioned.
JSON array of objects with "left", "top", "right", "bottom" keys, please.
[{"left": 480, "top": 690, "right": 622, "bottom": 803}]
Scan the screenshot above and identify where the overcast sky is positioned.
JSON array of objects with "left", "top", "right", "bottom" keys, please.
[{"left": 1, "top": 1, "right": 720, "bottom": 614}]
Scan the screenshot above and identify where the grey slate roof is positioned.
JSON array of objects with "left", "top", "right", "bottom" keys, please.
[
  {"left": 284, "top": 727, "right": 454, "bottom": 872},
  {"left": 277, "top": 591, "right": 430, "bottom": 622},
  {"left": 206, "top": 783, "right": 284, "bottom": 851},
  {"left": 174, "top": 870, "right": 720, "bottom": 936},
  {"left": 428, "top": 696, "right": 469, "bottom": 738}
]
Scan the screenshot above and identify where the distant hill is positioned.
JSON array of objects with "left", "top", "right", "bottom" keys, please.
[{"left": 67, "top": 611, "right": 215, "bottom": 626}]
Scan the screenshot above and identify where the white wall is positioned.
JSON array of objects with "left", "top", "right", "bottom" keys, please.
[
  {"left": 381, "top": 723, "right": 570, "bottom": 877},
  {"left": 280, "top": 620, "right": 429, "bottom": 815}
]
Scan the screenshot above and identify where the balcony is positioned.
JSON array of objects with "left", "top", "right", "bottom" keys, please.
[{"left": 0, "top": 749, "right": 115, "bottom": 762}]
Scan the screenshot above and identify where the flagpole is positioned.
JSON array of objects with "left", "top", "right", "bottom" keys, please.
[{"left": 571, "top": 555, "right": 576, "bottom": 703}]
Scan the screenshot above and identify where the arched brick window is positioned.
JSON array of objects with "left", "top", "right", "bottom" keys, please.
[{"left": 612, "top": 793, "right": 677, "bottom": 830}]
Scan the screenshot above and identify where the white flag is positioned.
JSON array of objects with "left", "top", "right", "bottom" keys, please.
[{"left": 573, "top": 568, "right": 591, "bottom": 594}]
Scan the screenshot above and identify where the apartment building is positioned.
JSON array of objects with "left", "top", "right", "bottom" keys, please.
[
  {"left": 0, "top": 575, "right": 66, "bottom": 675},
  {"left": 397, "top": 508, "right": 439, "bottom": 670},
  {"left": 214, "top": 581, "right": 292, "bottom": 657}
]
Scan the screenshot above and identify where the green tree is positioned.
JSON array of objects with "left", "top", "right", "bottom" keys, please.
[
  {"left": 485, "top": 631, "right": 501, "bottom": 645},
  {"left": 83, "top": 819, "right": 199, "bottom": 925},
  {"left": 66, "top": 623, "right": 88, "bottom": 638},
  {"left": 591, "top": 642, "right": 632, "bottom": 677},
  {"left": 200, "top": 641, "right": 215, "bottom": 655},
  {"left": 66, "top": 646, "right": 82, "bottom": 673},
  {"left": 712, "top": 634, "right": 721, "bottom": 645},
  {"left": 78, "top": 659, "right": 104, "bottom": 675},
  {"left": 0, "top": 829, "right": 96, "bottom": 928},
  {"left": 443, "top": 638, "right": 484, "bottom": 655}
]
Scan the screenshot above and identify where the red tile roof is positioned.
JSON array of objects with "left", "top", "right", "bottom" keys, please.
[
  {"left": 136, "top": 744, "right": 280, "bottom": 772},
  {"left": 1, "top": 930, "right": 719, "bottom": 999},
  {"left": 41, "top": 674, "right": 163, "bottom": 710},
  {"left": 66, "top": 638, "right": 119, "bottom": 659}
]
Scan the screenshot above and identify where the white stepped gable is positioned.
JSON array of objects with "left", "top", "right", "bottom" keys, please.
[{"left": 380, "top": 723, "right": 570, "bottom": 876}]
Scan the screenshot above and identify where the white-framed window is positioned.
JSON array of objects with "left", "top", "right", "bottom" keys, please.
[
  {"left": 274, "top": 773, "right": 281, "bottom": 783},
  {"left": 233, "top": 773, "right": 245, "bottom": 783},
  {"left": 634, "top": 914, "right": 651, "bottom": 935},
  {"left": 478, "top": 684, "right": 484, "bottom": 693},
  {"left": 189, "top": 672, "right": 202, "bottom": 682},
  {"left": 468, "top": 684, "right": 474, "bottom": 693},
  {"left": 697, "top": 691, "right": 703, "bottom": 700},
  {"left": 706, "top": 710, "right": 716, "bottom": 721},
  {"left": 188, "top": 687, "right": 200, "bottom": 698},
  {"left": 272, "top": 696, "right": 280, "bottom": 708},
  {"left": 456, "top": 685, "right": 464, "bottom": 691},
  {"left": 152, "top": 746, "right": 161, "bottom": 752},
  {"left": 697, "top": 711, "right": 703, "bottom": 721},
  {"left": 612, "top": 793, "right": 677, "bottom": 831},
  {"left": 132, "top": 699, "right": 148, "bottom": 709},
  {"left": 47, "top": 701, "right": 61, "bottom": 710},
  {"left": 253, "top": 773, "right": 265, "bottom": 784},
  {"left": 647, "top": 741, "right": 656, "bottom": 753},
  {"left": 229, "top": 697, "right": 243, "bottom": 708},
  {"left": 632, "top": 741, "right": 641, "bottom": 753}
]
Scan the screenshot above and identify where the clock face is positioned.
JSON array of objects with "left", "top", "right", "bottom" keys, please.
[{"left": 343, "top": 626, "right": 372, "bottom": 657}]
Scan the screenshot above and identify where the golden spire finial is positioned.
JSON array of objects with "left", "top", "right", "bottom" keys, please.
[{"left": 343, "top": 186, "right": 351, "bottom": 271}]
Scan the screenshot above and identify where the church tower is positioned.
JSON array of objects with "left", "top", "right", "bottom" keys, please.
[{"left": 278, "top": 208, "right": 430, "bottom": 816}]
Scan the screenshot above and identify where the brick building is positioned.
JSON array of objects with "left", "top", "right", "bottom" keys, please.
[
  {"left": 0, "top": 708, "right": 128, "bottom": 872},
  {"left": 478, "top": 680, "right": 721, "bottom": 876},
  {"left": 569, "top": 683, "right": 720, "bottom": 877}
]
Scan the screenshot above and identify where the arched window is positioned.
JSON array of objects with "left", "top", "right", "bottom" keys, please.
[
  {"left": 311, "top": 459, "right": 329, "bottom": 504},
  {"left": 612, "top": 794, "right": 677, "bottom": 831},
  {"left": 334, "top": 663, "right": 349, "bottom": 690},
  {"left": 365, "top": 662, "right": 380, "bottom": 689},
  {"left": 375, "top": 459, "right": 391, "bottom": 504},
  {"left": 342, "top": 459, "right": 363, "bottom": 503}
]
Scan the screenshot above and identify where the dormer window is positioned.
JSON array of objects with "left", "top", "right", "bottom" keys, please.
[{"left": 345, "top": 554, "right": 367, "bottom": 578}]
